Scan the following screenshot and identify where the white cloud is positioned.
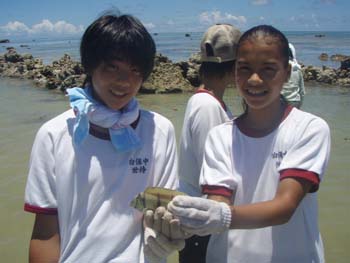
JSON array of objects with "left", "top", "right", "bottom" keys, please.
[
  {"left": 288, "top": 14, "right": 321, "bottom": 28},
  {"left": 199, "top": 11, "right": 247, "bottom": 26},
  {"left": 251, "top": 0, "right": 270, "bottom": 5},
  {"left": 1, "top": 21, "right": 30, "bottom": 33},
  {"left": 143, "top": 22, "right": 155, "bottom": 30},
  {"left": 0, "top": 19, "right": 84, "bottom": 36}
]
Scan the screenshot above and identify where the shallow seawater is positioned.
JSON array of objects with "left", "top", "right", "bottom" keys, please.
[{"left": 0, "top": 78, "right": 349, "bottom": 262}]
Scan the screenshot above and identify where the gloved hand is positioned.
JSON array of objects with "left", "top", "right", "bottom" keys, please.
[
  {"left": 167, "top": 196, "right": 232, "bottom": 236},
  {"left": 143, "top": 208, "right": 186, "bottom": 263}
]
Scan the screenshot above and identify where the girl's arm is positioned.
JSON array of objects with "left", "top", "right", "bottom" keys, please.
[
  {"left": 169, "top": 177, "right": 313, "bottom": 235},
  {"left": 226, "top": 177, "right": 312, "bottom": 229},
  {"left": 29, "top": 214, "right": 60, "bottom": 263}
]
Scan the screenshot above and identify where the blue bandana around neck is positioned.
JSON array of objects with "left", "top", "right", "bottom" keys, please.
[{"left": 66, "top": 86, "right": 142, "bottom": 152}]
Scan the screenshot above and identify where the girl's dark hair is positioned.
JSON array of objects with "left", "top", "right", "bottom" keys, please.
[
  {"left": 80, "top": 11, "right": 156, "bottom": 84},
  {"left": 237, "top": 25, "right": 290, "bottom": 68},
  {"left": 237, "top": 25, "right": 290, "bottom": 114},
  {"left": 199, "top": 61, "right": 235, "bottom": 81}
]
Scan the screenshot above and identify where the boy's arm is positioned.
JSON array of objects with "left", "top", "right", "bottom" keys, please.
[{"left": 29, "top": 214, "right": 60, "bottom": 263}]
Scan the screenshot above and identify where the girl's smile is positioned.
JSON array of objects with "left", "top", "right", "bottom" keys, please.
[{"left": 235, "top": 37, "right": 290, "bottom": 111}]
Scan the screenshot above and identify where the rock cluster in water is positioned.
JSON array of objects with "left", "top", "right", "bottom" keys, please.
[{"left": 1, "top": 48, "right": 350, "bottom": 93}]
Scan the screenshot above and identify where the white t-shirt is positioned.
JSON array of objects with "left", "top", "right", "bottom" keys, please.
[
  {"left": 200, "top": 107, "right": 331, "bottom": 263},
  {"left": 24, "top": 109, "right": 178, "bottom": 263},
  {"left": 281, "top": 62, "right": 305, "bottom": 103},
  {"left": 178, "top": 90, "right": 233, "bottom": 197}
]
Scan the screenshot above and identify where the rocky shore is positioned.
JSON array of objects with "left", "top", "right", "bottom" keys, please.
[{"left": 1, "top": 48, "right": 350, "bottom": 93}]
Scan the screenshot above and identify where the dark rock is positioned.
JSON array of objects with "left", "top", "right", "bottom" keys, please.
[
  {"left": 340, "top": 58, "right": 350, "bottom": 70},
  {"left": 4, "top": 50, "right": 24, "bottom": 63},
  {"left": 185, "top": 33, "right": 191, "bottom": 37},
  {"left": 315, "top": 34, "right": 325, "bottom": 37},
  {"left": 2, "top": 47, "right": 350, "bottom": 92},
  {"left": 330, "top": 54, "right": 350, "bottom": 62},
  {"left": 0, "top": 39, "right": 10, "bottom": 43},
  {"left": 319, "top": 53, "right": 328, "bottom": 61}
]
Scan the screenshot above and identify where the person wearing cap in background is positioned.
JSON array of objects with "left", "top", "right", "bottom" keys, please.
[
  {"left": 177, "top": 24, "right": 241, "bottom": 263},
  {"left": 281, "top": 43, "right": 305, "bottom": 108}
]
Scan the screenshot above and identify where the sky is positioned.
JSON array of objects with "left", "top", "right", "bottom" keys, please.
[{"left": 0, "top": 0, "right": 349, "bottom": 38}]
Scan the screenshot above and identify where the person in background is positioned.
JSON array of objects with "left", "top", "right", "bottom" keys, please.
[
  {"left": 169, "top": 25, "right": 331, "bottom": 263},
  {"left": 281, "top": 43, "right": 305, "bottom": 108},
  {"left": 24, "top": 11, "right": 182, "bottom": 263},
  {"left": 177, "top": 24, "right": 241, "bottom": 262}
]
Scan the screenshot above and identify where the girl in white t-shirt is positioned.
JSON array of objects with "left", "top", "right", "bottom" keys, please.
[{"left": 168, "top": 25, "right": 331, "bottom": 263}]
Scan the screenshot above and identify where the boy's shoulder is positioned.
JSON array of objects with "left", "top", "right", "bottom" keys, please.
[
  {"left": 186, "top": 92, "right": 224, "bottom": 112},
  {"left": 190, "top": 91, "right": 220, "bottom": 104},
  {"left": 139, "top": 109, "right": 175, "bottom": 133}
]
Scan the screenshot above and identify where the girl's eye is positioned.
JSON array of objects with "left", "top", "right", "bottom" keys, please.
[
  {"left": 260, "top": 67, "right": 277, "bottom": 78},
  {"left": 264, "top": 67, "right": 275, "bottom": 72},
  {"left": 264, "top": 67, "right": 277, "bottom": 74}
]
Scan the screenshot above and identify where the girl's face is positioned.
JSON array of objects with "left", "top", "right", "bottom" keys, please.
[
  {"left": 235, "top": 37, "right": 290, "bottom": 111},
  {"left": 91, "top": 60, "right": 143, "bottom": 110}
]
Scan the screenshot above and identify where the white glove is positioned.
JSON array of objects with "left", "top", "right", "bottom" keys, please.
[
  {"left": 143, "top": 209, "right": 185, "bottom": 263},
  {"left": 167, "top": 196, "right": 231, "bottom": 236}
]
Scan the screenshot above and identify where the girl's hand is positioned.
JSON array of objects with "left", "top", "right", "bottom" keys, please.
[{"left": 167, "top": 196, "right": 231, "bottom": 236}]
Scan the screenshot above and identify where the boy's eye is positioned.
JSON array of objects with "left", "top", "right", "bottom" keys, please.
[
  {"left": 131, "top": 67, "right": 141, "bottom": 75},
  {"left": 105, "top": 63, "right": 118, "bottom": 71},
  {"left": 237, "top": 66, "right": 250, "bottom": 72}
]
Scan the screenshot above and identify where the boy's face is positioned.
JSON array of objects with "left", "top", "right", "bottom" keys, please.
[{"left": 91, "top": 60, "right": 143, "bottom": 110}]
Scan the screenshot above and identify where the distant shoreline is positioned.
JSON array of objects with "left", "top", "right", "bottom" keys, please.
[{"left": 1, "top": 48, "right": 350, "bottom": 93}]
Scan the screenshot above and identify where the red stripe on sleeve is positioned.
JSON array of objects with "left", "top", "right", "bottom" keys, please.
[
  {"left": 280, "top": 169, "right": 320, "bottom": 193},
  {"left": 24, "top": 203, "right": 58, "bottom": 215},
  {"left": 202, "top": 185, "right": 233, "bottom": 197}
]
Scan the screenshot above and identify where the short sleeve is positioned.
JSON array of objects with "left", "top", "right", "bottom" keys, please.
[
  {"left": 199, "top": 124, "right": 237, "bottom": 195},
  {"left": 24, "top": 124, "right": 58, "bottom": 214},
  {"left": 278, "top": 117, "right": 331, "bottom": 182},
  {"left": 150, "top": 121, "right": 178, "bottom": 190}
]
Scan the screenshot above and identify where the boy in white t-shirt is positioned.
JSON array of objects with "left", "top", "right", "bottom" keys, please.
[
  {"left": 178, "top": 24, "right": 241, "bottom": 262},
  {"left": 281, "top": 43, "right": 305, "bottom": 108},
  {"left": 169, "top": 25, "right": 331, "bottom": 263},
  {"left": 24, "top": 12, "right": 182, "bottom": 263}
]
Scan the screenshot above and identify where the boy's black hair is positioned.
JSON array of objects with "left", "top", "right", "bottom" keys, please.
[
  {"left": 237, "top": 25, "right": 290, "bottom": 68},
  {"left": 199, "top": 61, "right": 235, "bottom": 81},
  {"left": 80, "top": 11, "right": 156, "bottom": 84}
]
